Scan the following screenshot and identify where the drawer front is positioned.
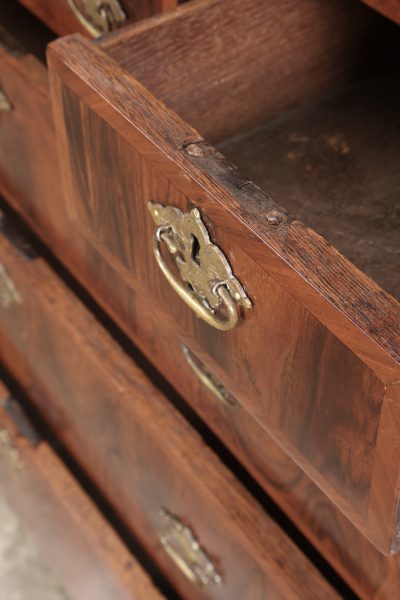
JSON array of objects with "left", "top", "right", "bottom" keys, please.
[
  {"left": 107, "top": 295, "right": 400, "bottom": 600},
  {"left": 0, "top": 24, "right": 62, "bottom": 231},
  {"left": 48, "top": 34, "right": 400, "bottom": 553},
  {"left": 18, "top": 0, "right": 177, "bottom": 37},
  {"left": 0, "top": 226, "right": 337, "bottom": 599},
  {"left": 0, "top": 387, "right": 164, "bottom": 600}
]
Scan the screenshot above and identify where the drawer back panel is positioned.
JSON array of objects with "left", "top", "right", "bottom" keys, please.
[{"left": 100, "top": 0, "right": 394, "bottom": 141}]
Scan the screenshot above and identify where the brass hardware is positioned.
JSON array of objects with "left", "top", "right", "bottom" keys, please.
[
  {"left": 148, "top": 202, "right": 251, "bottom": 331},
  {"left": 0, "top": 264, "right": 21, "bottom": 307},
  {"left": 158, "top": 508, "right": 223, "bottom": 588},
  {"left": 0, "top": 428, "right": 24, "bottom": 471},
  {"left": 182, "top": 345, "right": 239, "bottom": 409},
  {"left": 0, "top": 89, "right": 11, "bottom": 112},
  {"left": 68, "top": 0, "right": 126, "bottom": 36}
]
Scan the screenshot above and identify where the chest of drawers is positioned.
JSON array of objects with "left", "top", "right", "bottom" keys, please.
[{"left": 0, "top": 0, "right": 399, "bottom": 597}]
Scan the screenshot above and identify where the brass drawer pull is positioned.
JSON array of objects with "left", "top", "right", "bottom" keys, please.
[
  {"left": 158, "top": 508, "right": 223, "bottom": 588},
  {"left": 148, "top": 202, "right": 251, "bottom": 331},
  {"left": 182, "top": 344, "right": 239, "bottom": 409},
  {"left": 0, "top": 89, "right": 11, "bottom": 112},
  {"left": 68, "top": 0, "right": 126, "bottom": 36}
]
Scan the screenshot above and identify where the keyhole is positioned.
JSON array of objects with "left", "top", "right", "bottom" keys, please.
[{"left": 191, "top": 235, "right": 201, "bottom": 265}]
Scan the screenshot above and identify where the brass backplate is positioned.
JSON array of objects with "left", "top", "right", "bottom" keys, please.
[
  {"left": 158, "top": 508, "right": 223, "bottom": 588},
  {"left": 148, "top": 202, "right": 251, "bottom": 312}
]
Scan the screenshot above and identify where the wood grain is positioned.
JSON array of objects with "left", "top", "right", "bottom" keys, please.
[
  {"left": 100, "top": 0, "right": 390, "bottom": 142},
  {"left": 48, "top": 34, "right": 400, "bottom": 553},
  {"left": 18, "top": 0, "right": 177, "bottom": 37},
  {"left": 0, "top": 397, "right": 164, "bottom": 600},
  {"left": 217, "top": 68, "right": 400, "bottom": 300},
  {"left": 2, "top": 224, "right": 400, "bottom": 599},
  {"left": 0, "top": 28, "right": 400, "bottom": 593},
  {"left": 0, "top": 7, "right": 60, "bottom": 235},
  {"left": 0, "top": 230, "right": 338, "bottom": 600},
  {"left": 1, "top": 0, "right": 400, "bottom": 590},
  {"left": 48, "top": 33, "right": 400, "bottom": 382}
]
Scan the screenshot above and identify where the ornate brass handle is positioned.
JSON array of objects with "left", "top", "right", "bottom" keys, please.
[
  {"left": 182, "top": 345, "right": 239, "bottom": 408},
  {"left": 68, "top": 0, "right": 126, "bottom": 36},
  {"left": 158, "top": 508, "right": 223, "bottom": 588},
  {"left": 148, "top": 202, "right": 251, "bottom": 331}
]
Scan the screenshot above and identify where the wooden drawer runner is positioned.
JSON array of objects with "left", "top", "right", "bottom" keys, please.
[
  {"left": 0, "top": 223, "right": 338, "bottom": 599},
  {"left": 0, "top": 380, "right": 164, "bottom": 600},
  {"left": 47, "top": 0, "right": 400, "bottom": 554}
]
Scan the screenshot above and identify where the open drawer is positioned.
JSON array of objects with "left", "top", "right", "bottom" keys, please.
[{"left": 47, "top": 0, "right": 400, "bottom": 554}]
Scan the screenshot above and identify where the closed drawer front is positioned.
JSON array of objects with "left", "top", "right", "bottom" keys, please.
[
  {"left": 0, "top": 5, "right": 62, "bottom": 230},
  {"left": 17, "top": 0, "right": 177, "bottom": 37},
  {"left": 0, "top": 222, "right": 339, "bottom": 599},
  {"left": 0, "top": 381, "right": 164, "bottom": 600},
  {"left": 111, "top": 293, "right": 400, "bottom": 600},
  {"left": 49, "top": 232, "right": 396, "bottom": 600},
  {"left": 47, "top": 0, "right": 400, "bottom": 554}
]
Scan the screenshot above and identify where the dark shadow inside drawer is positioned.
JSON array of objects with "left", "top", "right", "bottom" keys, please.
[{"left": 0, "top": 2, "right": 55, "bottom": 63}]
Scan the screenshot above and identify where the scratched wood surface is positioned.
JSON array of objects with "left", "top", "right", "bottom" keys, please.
[
  {"left": 0, "top": 395, "right": 165, "bottom": 600},
  {"left": 0, "top": 229, "right": 340, "bottom": 600},
  {"left": 17, "top": 0, "right": 177, "bottom": 37},
  {"left": 48, "top": 30, "right": 400, "bottom": 553}
]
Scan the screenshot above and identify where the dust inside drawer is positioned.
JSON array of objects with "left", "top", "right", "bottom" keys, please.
[{"left": 217, "top": 69, "right": 400, "bottom": 300}]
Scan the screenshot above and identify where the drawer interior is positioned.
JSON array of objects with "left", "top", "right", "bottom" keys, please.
[
  {"left": 102, "top": 0, "right": 400, "bottom": 300},
  {"left": 218, "top": 68, "right": 400, "bottom": 300}
]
